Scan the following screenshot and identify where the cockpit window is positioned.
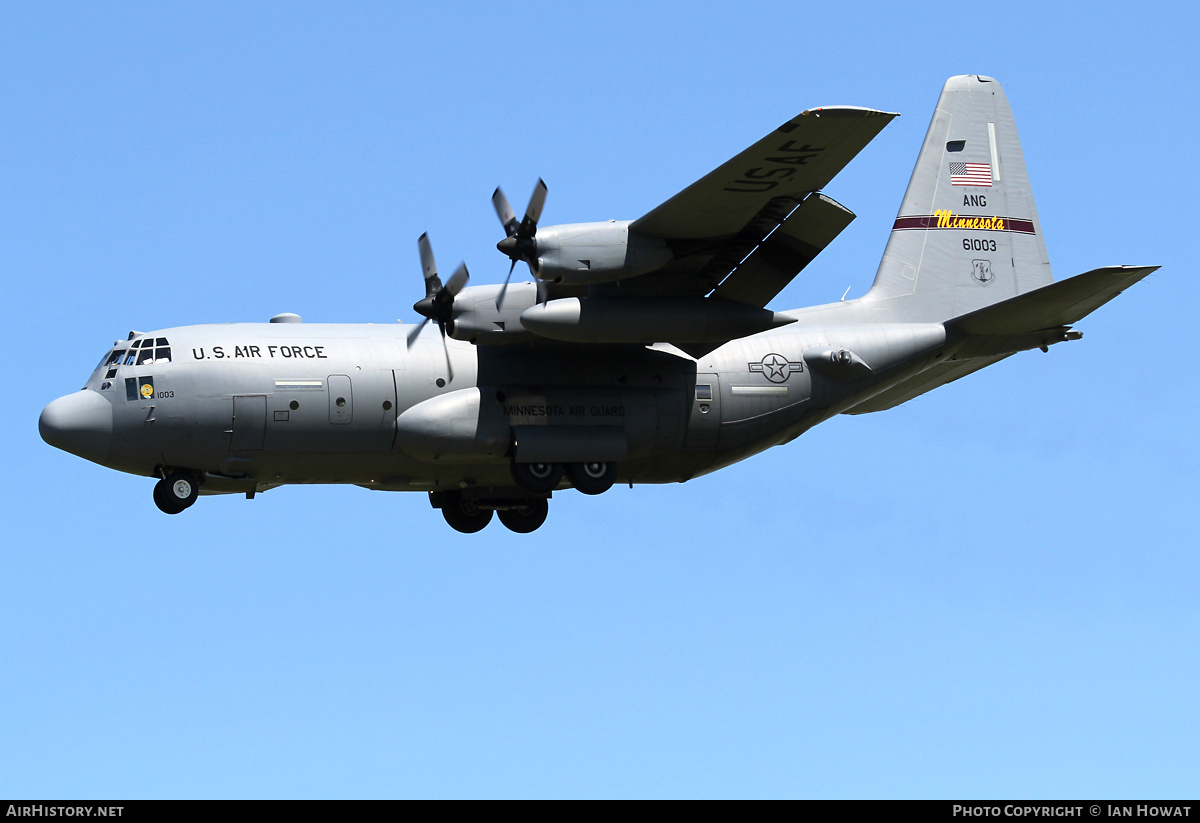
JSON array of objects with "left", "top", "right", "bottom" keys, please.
[{"left": 116, "top": 337, "right": 171, "bottom": 367}]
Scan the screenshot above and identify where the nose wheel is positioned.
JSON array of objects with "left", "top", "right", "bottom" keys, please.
[{"left": 153, "top": 472, "right": 200, "bottom": 514}]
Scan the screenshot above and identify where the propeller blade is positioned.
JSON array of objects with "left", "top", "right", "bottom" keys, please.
[
  {"left": 406, "top": 316, "right": 430, "bottom": 348},
  {"left": 438, "top": 323, "right": 454, "bottom": 383},
  {"left": 492, "top": 188, "right": 519, "bottom": 237},
  {"left": 519, "top": 178, "right": 547, "bottom": 237},
  {"left": 417, "top": 232, "right": 441, "bottom": 295},
  {"left": 495, "top": 259, "right": 518, "bottom": 310},
  {"left": 443, "top": 262, "right": 469, "bottom": 298}
]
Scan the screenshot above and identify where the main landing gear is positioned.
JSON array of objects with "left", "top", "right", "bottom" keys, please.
[
  {"left": 432, "top": 490, "right": 551, "bottom": 534},
  {"left": 564, "top": 462, "right": 617, "bottom": 495},
  {"left": 433, "top": 460, "right": 618, "bottom": 533},
  {"left": 153, "top": 471, "right": 201, "bottom": 514},
  {"left": 511, "top": 460, "right": 617, "bottom": 496}
]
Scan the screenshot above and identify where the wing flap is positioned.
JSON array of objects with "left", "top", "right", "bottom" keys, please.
[
  {"left": 630, "top": 106, "right": 897, "bottom": 241},
  {"left": 712, "top": 193, "right": 855, "bottom": 307}
]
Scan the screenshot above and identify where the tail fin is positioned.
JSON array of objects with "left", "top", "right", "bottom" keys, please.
[{"left": 865, "top": 75, "right": 1053, "bottom": 321}]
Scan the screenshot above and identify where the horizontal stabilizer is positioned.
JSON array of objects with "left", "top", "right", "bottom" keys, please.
[
  {"left": 949, "top": 265, "right": 1158, "bottom": 336},
  {"left": 845, "top": 265, "right": 1157, "bottom": 415}
]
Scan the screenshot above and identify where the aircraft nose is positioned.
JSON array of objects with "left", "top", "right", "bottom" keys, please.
[{"left": 39, "top": 390, "right": 113, "bottom": 464}]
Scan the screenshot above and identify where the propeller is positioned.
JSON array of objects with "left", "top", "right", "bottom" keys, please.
[
  {"left": 407, "top": 232, "right": 468, "bottom": 382},
  {"left": 492, "top": 178, "right": 547, "bottom": 308}
]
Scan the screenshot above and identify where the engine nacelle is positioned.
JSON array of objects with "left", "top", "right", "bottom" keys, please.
[
  {"left": 533, "top": 221, "right": 672, "bottom": 285},
  {"left": 445, "top": 282, "right": 538, "bottom": 344}
]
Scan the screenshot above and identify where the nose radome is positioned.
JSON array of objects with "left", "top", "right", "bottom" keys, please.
[{"left": 39, "top": 390, "right": 113, "bottom": 464}]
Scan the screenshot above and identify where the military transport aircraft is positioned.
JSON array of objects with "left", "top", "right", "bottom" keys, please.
[{"left": 40, "top": 75, "right": 1156, "bottom": 533}]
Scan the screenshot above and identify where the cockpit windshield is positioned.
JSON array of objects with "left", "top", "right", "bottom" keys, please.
[
  {"left": 92, "top": 336, "right": 172, "bottom": 391},
  {"left": 118, "top": 337, "right": 172, "bottom": 367}
]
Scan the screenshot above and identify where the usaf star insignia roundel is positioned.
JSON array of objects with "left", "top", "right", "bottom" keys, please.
[{"left": 749, "top": 353, "right": 803, "bottom": 384}]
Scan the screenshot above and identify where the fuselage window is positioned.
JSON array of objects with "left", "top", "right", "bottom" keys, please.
[
  {"left": 136, "top": 348, "right": 156, "bottom": 366},
  {"left": 105, "top": 350, "right": 127, "bottom": 367}
]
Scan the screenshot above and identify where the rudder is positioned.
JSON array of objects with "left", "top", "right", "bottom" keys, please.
[{"left": 864, "top": 75, "right": 1053, "bottom": 321}]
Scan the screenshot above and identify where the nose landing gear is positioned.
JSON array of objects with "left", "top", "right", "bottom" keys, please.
[{"left": 153, "top": 471, "right": 201, "bottom": 515}]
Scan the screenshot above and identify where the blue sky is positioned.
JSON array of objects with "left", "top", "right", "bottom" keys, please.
[{"left": 3, "top": 1, "right": 1196, "bottom": 798}]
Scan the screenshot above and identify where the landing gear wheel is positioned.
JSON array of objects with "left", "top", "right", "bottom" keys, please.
[
  {"left": 154, "top": 472, "right": 199, "bottom": 514},
  {"left": 440, "top": 491, "right": 493, "bottom": 534},
  {"left": 498, "top": 498, "right": 549, "bottom": 533},
  {"left": 566, "top": 461, "right": 617, "bottom": 495},
  {"left": 511, "top": 461, "right": 563, "bottom": 494},
  {"left": 153, "top": 479, "right": 178, "bottom": 514}
]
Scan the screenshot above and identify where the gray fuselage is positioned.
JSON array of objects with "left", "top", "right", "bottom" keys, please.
[{"left": 53, "top": 303, "right": 949, "bottom": 497}]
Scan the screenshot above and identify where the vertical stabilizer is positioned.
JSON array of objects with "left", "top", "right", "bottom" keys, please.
[{"left": 865, "top": 75, "right": 1053, "bottom": 321}]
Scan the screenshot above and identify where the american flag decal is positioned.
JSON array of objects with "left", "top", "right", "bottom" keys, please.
[{"left": 950, "top": 162, "right": 992, "bottom": 186}]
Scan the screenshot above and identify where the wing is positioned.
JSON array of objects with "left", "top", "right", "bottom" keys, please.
[
  {"left": 711, "top": 192, "right": 855, "bottom": 307},
  {"left": 632, "top": 106, "right": 896, "bottom": 240},
  {"left": 600, "top": 106, "right": 897, "bottom": 304}
]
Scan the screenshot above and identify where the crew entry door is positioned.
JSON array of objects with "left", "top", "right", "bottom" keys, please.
[
  {"left": 684, "top": 373, "right": 721, "bottom": 452},
  {"left": 231, "top": 395, "right": 267, "bottom": 450},
  {"left": 328, "top": 374, "right": 353, "bottom": 424}
]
